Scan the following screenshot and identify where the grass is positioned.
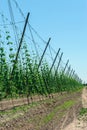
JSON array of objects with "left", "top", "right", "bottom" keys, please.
[
  {"left": 78, "top": 108, "right": 87, "bottom": 122},
  {"left": 79, "top": 108, "right": 87, "bottom": 116},
  {"left": 41, "top": 100, "right": 75, "bottom": 124},
  {"left": 29, "top": 99, "right": 76, "bottom": 130}
]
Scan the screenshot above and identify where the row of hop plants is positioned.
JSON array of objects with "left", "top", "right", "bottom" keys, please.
[{"left": 0, "top": 30, "right": 82, "bottom": 100}]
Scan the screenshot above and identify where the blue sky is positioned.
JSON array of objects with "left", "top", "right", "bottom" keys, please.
[{"left": 0, "top": 0, "right": 87, "bottom": 83}]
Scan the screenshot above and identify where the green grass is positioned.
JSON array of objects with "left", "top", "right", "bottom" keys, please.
[
  {"left": 79, "top": 108, "right": 87, "bottom": 116},
  {"left": 42, "top": 100, "right": 75, "bottom": 124}
]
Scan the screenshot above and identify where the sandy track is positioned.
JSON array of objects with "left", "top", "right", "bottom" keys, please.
[{"left": 62, "top": 88, "right": 87, "bottom": 130}]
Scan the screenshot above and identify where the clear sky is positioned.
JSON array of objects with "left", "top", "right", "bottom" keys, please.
[{"left": 0, "top": 0, "right": 87, "bottom": 83}]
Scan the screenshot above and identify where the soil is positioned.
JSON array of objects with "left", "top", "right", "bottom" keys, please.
[
  {"left": 62, "top": 87, "right": 87, "bottom": 130},
  {"left": 0, "top": 89, "right": 84, "bottom": 130}
]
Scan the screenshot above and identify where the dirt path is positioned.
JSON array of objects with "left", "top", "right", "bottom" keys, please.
[
  {"left": 62, "top": 87, "right": 87, "bottom": 130},
  {"left": 0, "top": 90, "right": 82, "bottom": 130}
]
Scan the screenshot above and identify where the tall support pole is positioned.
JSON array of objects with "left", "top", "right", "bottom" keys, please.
[
  {"left": 46, "top": 48, "right": 60, "bottom": 96},
  {"left": 54, "top": 52, "right": 63, "bottom": 93},
  {"left": 69, "top": 69, "right": 73, "bottom": 78},
  {"left": 11, "top": 12, "right": 30, "bottom": 76},
  {"left": 66, "top": 65, "right": 71, "bottom": 77},
  {"left": 69, "top": 70, "right": 75, "bottom": 90},
  {"left": 59, "top": 59, "right": 69, "bottom": 93},
  {"left": 49, "top": 48, "right": 61, "bottom": 75},
  {"left": 34, "top": 38, "right": 51, "bottom": 96},
  {"left": 71, "top": 70, "right": 75, "bottom": 79},
  {"left": 54, "top": 52, "right": 63, "bottom": 77},
  {"left": 74, "top": 74, "right": 79, "bottom": 82},
  {"left": 37, "top": 38, "right": 51, "bottom": 70},
  {"left": 62, "top": 59, "right": 69, "bottom": 75}
]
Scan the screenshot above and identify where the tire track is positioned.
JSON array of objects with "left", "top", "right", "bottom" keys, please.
[{"left": 63, "top": 88, "right": 87, "bottom": 130}]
